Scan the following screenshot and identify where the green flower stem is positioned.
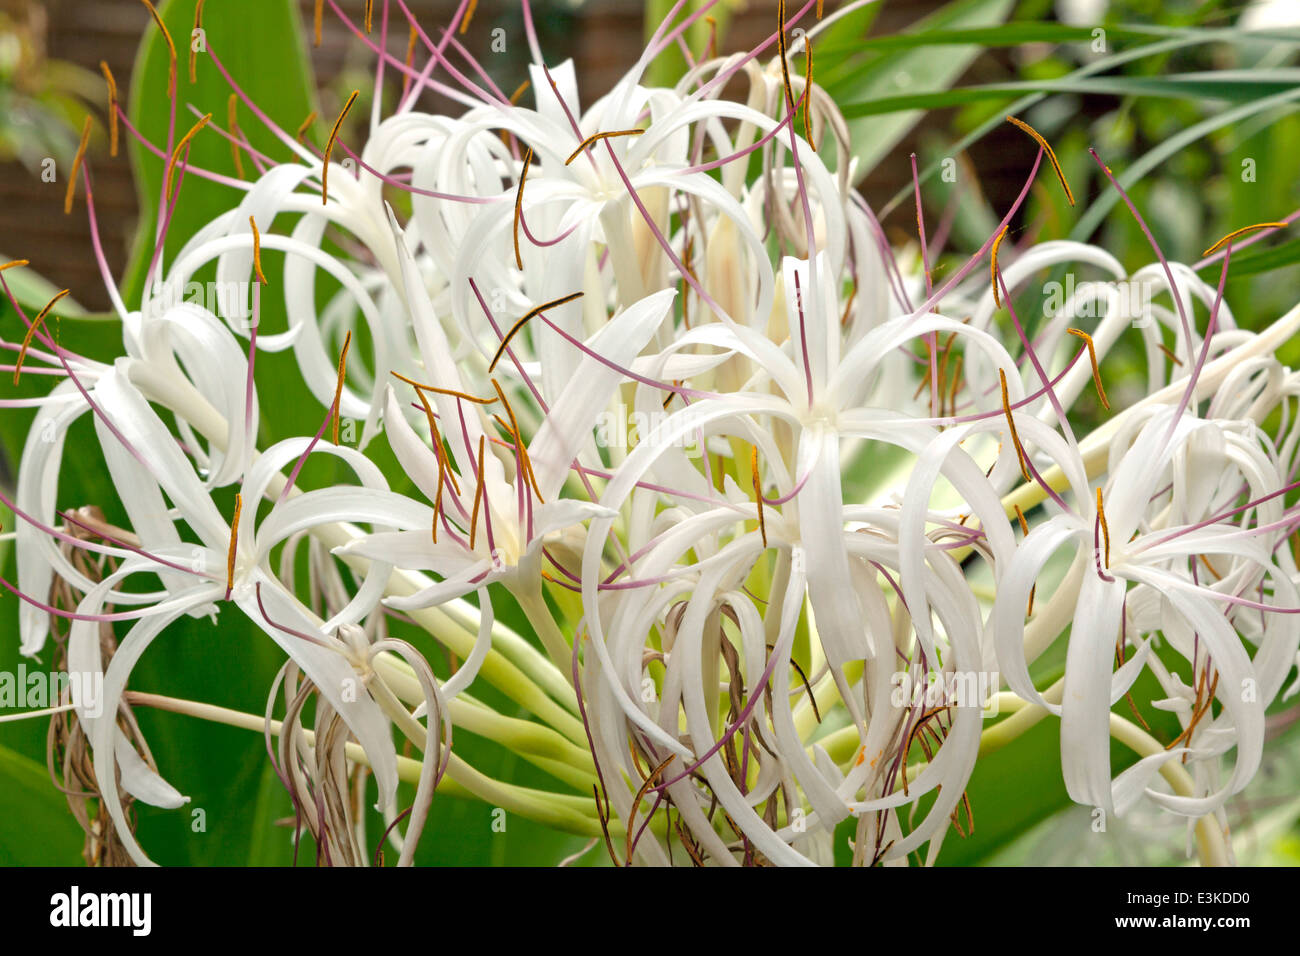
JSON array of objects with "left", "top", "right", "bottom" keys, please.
[
  {"left": 125, "top": 690, "right": 614, "bottom": 839},
  {"left": 129, "top": 361, "right": 586, "bottom": 746},
  {"left": 512, "top": 581, "right": 577, "bottom": 680},
  {"left": 370, "top": 653, "right": 597, "bottom": 787}
]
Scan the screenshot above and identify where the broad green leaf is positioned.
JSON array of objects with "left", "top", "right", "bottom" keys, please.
[{"left": 0, "top": 744, "right": 85, "bottom": 865}]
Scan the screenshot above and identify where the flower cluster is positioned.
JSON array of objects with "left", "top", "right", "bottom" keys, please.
[{"left": 3, "top": 0, "right": 1298, "bottom": 866}]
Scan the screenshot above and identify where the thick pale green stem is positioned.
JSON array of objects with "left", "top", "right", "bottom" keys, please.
[{"left": 126, "top": 691, "right": 612, "bottom": 839}]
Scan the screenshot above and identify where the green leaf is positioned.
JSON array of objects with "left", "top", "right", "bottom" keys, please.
[
  {"left": 0, "top": 744, "right": 85, "bottom": 865},
  {"left": 0, "top": 259, "right": 91, "bottom": 317},
  {"left": 120, "top": 0, "right": 318, "bottom": 306},
  {"left": 872, "top": 25, "right": 1295, "bottom": 220},
  {"left": 842, "top": 70, "right": 1300, "bottom": 118},
  {"left": 1200, "top": 236, "right": 1300, "bottom": 278},
  {"left": 821, "top": 0, "right": 1016, "bottom": 180},
  {"left": 1070, "top": 84, "right": 1300, "bottom": 243}
]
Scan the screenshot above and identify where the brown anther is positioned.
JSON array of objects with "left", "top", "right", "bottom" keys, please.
[
  {"left": 492, "top": 378, "right": 543, "bottom": 502},
  {"left": 364, "top": 0, "right": 374, "bottom": 33},
  {"left": 948, "top": 354, "right": 964, "bottom": 415},
  {"left": 776, "top": 0, "right": 796, "bottom": 115},
  {"left": 1066, "top": 328, "right": 1109, "bottom": 410},
  {"left": 1202, "top": 221, "right": 1289, "bottom": 258},
  {"left": 331, "top": 330, "right": 352, "bottom": 444},
  {"left": 14, "top": 289, "right": 69, "bottom": 386},
  {"left": 1096, "top": 487, "right": 1111, "bottom": 568},
  {"left": 489, "top": 291, "right": 584, "bottom": 372},
  {"left": 564, "top": 129, "right": 644, "bottom": 166},
  {"left": 249, "top": 216, "right": 268, "bottom": 286},
  {"left": 468, "top": 434, "right": 486, "bottom": 551},
  {"left": 1156, "top": 342, "right": 1184, "bottom": 367},
  {"left": 402, "top": 24, "right": 419, "bottom": 97},
  {"left": 225, "top": 493, "right": 243, "bottom": 599},
  {"left": 802, "top": 37, "right": 815, "bottom": 150},
  {"left": 190, "top": 0, "right": 207, "bottom": 83},
  {"left": 165, "top": 112, "right": 212, "bottom": 200},
  {"left": 322, "top": 90, "right": 359, "bottom": 206},
  {"left": 390, "top": 370, "right": 497, "bottom": 406},
  {"left": 509, "top": 79, "right": 531, "bottom": 105},
  {"left": 227, "top": 94, "right": 246, "bottom": 179},
  {"left": 138, "top": 0, "right": 177, "bottom": 94},
  {"left": 314, "top": 0, "right": 324, "bottom": 46},
  {"left": 100, "top": 62, "right": 119, "bottom": 157},
  {"left": 1014, "top": 504, "right": 1036, "bottom": 617},
  {"left": 999, "top": 368, "right": 1031, "bottom": 483},
  {"left": 460, "top": 0, "right": 478, "bottom": 34},
  {"left": 295, "top": 111, "right": 318, "bottom": 143},
  {"left": 839, "top": 283, "right": 858, "bottom": 326},
  {"left": 64, "top": 116, "right": 93, "bottom": 216},
  {"left": 625, "top": 754, "right": 676, "bottom": 865},
  {"left": 750, "top": 445, "right": 767, "bottom": 548},
  {"left": 412, "top": 386, "right": 459, "bottom": 497},
  {"left": 990, "top": 224, "right": 1009, "bottom": 309},
  {"left": 1005, "top": 115, "right": 1075, "bottom": 206},
  {"left": 512, "top": 147, "right": 533, "bottom": 270}
]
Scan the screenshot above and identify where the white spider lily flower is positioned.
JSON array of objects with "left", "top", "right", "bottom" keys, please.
[
  {"left": 995, "top": 401, "right": 1299, "bottom": 817},
  {"left": 40, "top": 367, "right": 405, "bottom": 865},
  {"left": 333, "top": 208, "right": 673, "bottom": 670}
]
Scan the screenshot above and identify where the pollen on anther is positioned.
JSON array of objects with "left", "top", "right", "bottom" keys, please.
[
  {"left": 249, "top": 216, "right": 268, "bottom": 286},
  {"left": 1005, "top": 115, "right": 1075, "bottom": 206},
  {"left": 14, "top": 289, "right": 69, "bottom": 386},
  {"left": 296, "top": 111, "right": 318, "bottom": 143},
  {"left": 228, "top": 94, "right": 246, "bottom": 179},
  {"left": 64, "top": 116, "right": 93, "bottom": 216},
  {"left": 1066, "top": 328, "right": 1109, "bottom": 410},
  {"left": 564, "top": 129, "right": 644, "bottom": 166},
  {"left": 489, "top": 291, "right": 584, "bottom": 372},
  {"left": 322, "top": 91, "right": 359, "bottom": 206},
  {"left": 1096, "top": 488, "right": 1111, "bottom": 569},
  {"left": 999, "top": 368, "right": 1031, "bottom": 483},
  {"left": 100, "top": 62, "right": 119, "bottom": 157},
  {"left": 331, "top": 331, "right": 352, "bottom": 445},
  {"left": 165, "top": 113, "right": 212, "bottom": 201},
  {"left": 190, "top": 0, "right": 207, "bottom": 83},
  {"left": 469, "top": 434, "right": 487, "bottom": 551},
  {"left": 990, "top": 225, "right": 1009, "bottom": 308},
  {"left": 1202, "top": 221, "right": 1290, "bottom": 258},
  {"left": 138, "top": 0, "right": 178, "bottom": 94},
  {"left": 513, "top": 147, "right": 533, "bottom": 270},
  {"left": 225, "top": 493, "right": 243, "bottom": 600}
]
